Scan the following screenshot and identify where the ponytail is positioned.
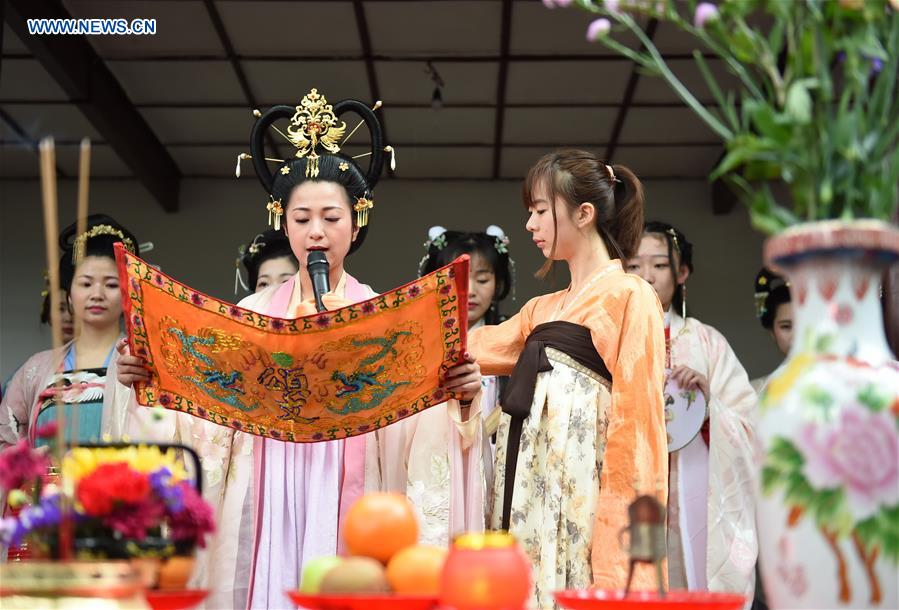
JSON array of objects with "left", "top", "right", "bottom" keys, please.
[{"left": 522, "top": 150, "right": 646, "bottom": 278}]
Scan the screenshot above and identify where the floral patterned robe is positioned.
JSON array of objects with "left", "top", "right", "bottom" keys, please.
[
  {"left": 469, "top": 260, "right": 668, "bottom": 609},
  {"left": 665, "top": 311, "right": 758, "bottom": 603}
]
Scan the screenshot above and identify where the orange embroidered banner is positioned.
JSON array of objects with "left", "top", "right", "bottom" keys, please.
[{"left": 115, "top": 244, "right": 468, "bottom": 442}]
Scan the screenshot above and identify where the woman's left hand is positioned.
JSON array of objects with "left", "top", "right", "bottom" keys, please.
[
  {"left": 669, "top": 365, "right": 710, "bottom": 403},
  {"left": 442, "top": 352, "right": 481, "bottom": 403}
]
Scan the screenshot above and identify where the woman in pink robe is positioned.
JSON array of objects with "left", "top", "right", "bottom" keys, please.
[{"left": 107, "top": 89, "right": 483, "bottom": 609}]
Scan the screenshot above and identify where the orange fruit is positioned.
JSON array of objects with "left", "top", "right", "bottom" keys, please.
[
  {"left": 386, "top": 544, "right": 448, "bottom": 595},
  {"left": 343, "top": 492, "right": 419, "bottom": 563}
]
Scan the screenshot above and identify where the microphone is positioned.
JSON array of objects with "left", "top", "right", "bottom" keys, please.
[{"left": 307, "top": 251, "right": 330, "bottom": 312}]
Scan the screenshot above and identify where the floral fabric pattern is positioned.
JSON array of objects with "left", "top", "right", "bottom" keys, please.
[{"left": 490, "top": 354, "right": 611, "bottom": 610}]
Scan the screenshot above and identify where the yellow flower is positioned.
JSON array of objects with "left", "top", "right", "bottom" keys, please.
[
  {"left": 763, "top": 352, "right": 815, "bottom": 408},
  {"left": 62, "top": 445, "right": 188, "bottom": 485}
]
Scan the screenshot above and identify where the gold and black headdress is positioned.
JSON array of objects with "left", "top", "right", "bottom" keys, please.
[
  {"left": 240, "top": 88, "right": 394, "bottom": 254},
  {"left": 57, "top": 213, "right": 144, "bottom": 290}
]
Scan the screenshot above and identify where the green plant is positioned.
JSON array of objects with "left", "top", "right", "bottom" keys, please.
[{"left": 555, "top": 0, "right": 899, "bottom": 233}]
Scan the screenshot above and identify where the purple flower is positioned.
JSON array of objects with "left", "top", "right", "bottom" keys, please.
[
  {"left": 232, "top": 420, "right": 243, "bottom": 430},
  {"left": 440, "top": 285, "right": 451, "bottom": 295},
  {"left": 271, "top": 319, "right": 285, "bottom": 331},
  {"left": 312, "top": 433, "right": 324, "bottom": 441},
  {"left": 604, "top": 0, "right": 621, "bottom": 14},
  {"left": 229, "top": 306, "right": 241, "bottom": 318},
  {"left": 132, "top": 314, "right": 142, "bottom": 327},
  {"left": 357, "top": 424, "right": 371, "bottom": 433},
  {"left": 150, "top": 467, "right": 184, "bottom": 512},
  {"left": 408, "top": 285, "right": 422, "bottom": 298},
  {"left": 197, "top": 407, "right": 208, "bottom": 418},
  {"left": 158, "top": 393, "right": 172, "bottom": 407},
  {"left": 0, "top": 517, "right": 18, "bottom": 545},
  {"left": 9, "top": 495, "right": 63, "bottom": 545},
  {"left": 397, "top": 409, "right": 410, "bottom": 418},
  {"left": 153, "top": 273, "right": 164, "bottom": 287},
  {"left": 694, "top": 2, "right": 719, "bottom": 28},
  {"left": 269, "top": 430, "right": 281, "bottom": 439},
  {"left": 362, "top": 302, "right": 376, "bottom": 314},
  {"left": 315, "top": 315, "right": 330, "bottom": 328},
  {"left": 190, "top": 293, "right": 205, "bottom": 307},
  {"left": 870, "top": 57, "right": 884, "bottom": 75},
  {"left": 586, "top": 18, "right": 611, "bottom": 41},
  {"left": 795, "top": 403, "right": 898, "bottom": 519},
  {"left": 444, "top": 318, "right": 457, "bottom": 329}
]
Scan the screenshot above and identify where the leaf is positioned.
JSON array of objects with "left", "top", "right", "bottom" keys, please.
[
  {"left": 765, "top": 437, "right": 805, "bottom": 478},
  {"left": 856, "top": 504, "right": 899, "bottom": 561},
  {"left": 785, "top": 80, "right": 814, "bottom": 124},
  {"left": 815, "top": 334, "right": 835, "bottom": 353},
  {"left": 271, "top": 352, "right": 294, "bottom": 367},
  {"left": 784, "top": 472, "right": 816, "bottom": 508},
  {"left": 761, "top": 465, "right": 783, "bottom": 495},
  {"left": 746, "top": 101, "right": 793, "bottom": 143},
  {"left": 857, "top": 384, "right": 891, "bottom": 412},
  {"left": 802, "top": 385, "right": 834, "bottom": 410},
  {"left": 730, "top": 27, "right": 757, "bottom": 63}
]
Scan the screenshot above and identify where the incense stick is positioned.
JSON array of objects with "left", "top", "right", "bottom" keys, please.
[
  {"left": 39, "top": 137, "right": 72, "bottom": 560},
  {"left": 70, "top": 138, "right": 91, "bottom": 447}
]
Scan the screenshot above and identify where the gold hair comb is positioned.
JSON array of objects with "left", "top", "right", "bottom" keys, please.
[{"left": 73, "top": 224, "right": 135, "bottom": 265}]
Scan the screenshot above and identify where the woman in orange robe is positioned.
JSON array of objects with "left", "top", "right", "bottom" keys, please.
[{"left": 468, "top": 150, "right": 668, "bottom": 608}]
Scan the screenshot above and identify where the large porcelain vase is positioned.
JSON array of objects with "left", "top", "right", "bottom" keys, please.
[{"left": 756, "top": 220, "right": 899, "bottom": 609}]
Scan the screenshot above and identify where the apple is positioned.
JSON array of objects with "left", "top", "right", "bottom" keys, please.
[{"left": 299, "top": 555, "right": 343, "bottom": 594}]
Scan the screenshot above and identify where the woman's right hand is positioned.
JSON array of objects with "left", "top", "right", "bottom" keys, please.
[{"left": 116, "top": 338, "right": 150, "bottom": 387}]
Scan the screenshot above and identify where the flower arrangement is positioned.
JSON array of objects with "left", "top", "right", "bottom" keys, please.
[
  {"left": 0, "top": 429, "right": 214, "bottom": 560},
  {"left": 546, "top": 0, "right": 899, "bottom": 233}
]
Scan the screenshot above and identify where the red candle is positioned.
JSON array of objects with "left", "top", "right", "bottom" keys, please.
[{"left": 440, "top": 532, "right": 531, "bottom": 610}]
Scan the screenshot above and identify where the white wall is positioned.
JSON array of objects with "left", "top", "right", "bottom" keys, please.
[{"left": 0, "top": 176, "right": 779, "bottom": 383}]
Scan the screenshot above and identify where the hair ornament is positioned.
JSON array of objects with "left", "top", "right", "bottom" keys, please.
[
  {"left": 73, "top": 224, "right": 136, "bottom": 265},
  {"left": 486, "top": 224, "right": 510, "bottom": 254},
  {"left": 665, "top": 227, "right": 681, "bottom": 254}
]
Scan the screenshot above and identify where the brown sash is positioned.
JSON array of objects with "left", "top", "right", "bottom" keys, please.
[{"left": 499, "top": 321, "right": 611, "bottom": 530}]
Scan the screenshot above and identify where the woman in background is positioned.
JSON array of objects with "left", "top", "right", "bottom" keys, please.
[{"left": 626, "top": 221, "right": 758, "bottom": 601}]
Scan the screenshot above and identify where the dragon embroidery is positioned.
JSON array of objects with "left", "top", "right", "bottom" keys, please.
[{"left": 327, "top": 331, "right": 413, "bottom": 415}]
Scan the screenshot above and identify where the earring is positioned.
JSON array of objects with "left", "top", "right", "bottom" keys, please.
[{"left": 680, "top": 283, "right": 687, "bottom": 319}]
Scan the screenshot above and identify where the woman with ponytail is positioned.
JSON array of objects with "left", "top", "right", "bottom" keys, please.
[{"left": 467, "top": 149, "right": 668, "bottom": 607}]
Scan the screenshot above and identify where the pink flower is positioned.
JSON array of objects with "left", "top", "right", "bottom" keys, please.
[
  {"left": 0, "top": 441, "right": 50, "bottom": 491},
  {"left": 587, "top": 18, "right": 611, "bottom": 41},
  {"left": 169, "top": 483, "right": 215, "bottom": 547},
  {"left": 542, "top": 0, "right": 572, "bottom": 8},
  {"left": 604, "top": 0, "right": 621, "bottom": 14},
  {"left": 795, "top": 403, "right": 899, "bottom": 519},
  {"left": 34, "top": 422, "right": 58, "bottom": 440},
  {"left": 105, "top": 498, "right": 165, "bottom": 540},
  {"left": 694, "top": 2, "right": 719, "bottom": 28}
]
